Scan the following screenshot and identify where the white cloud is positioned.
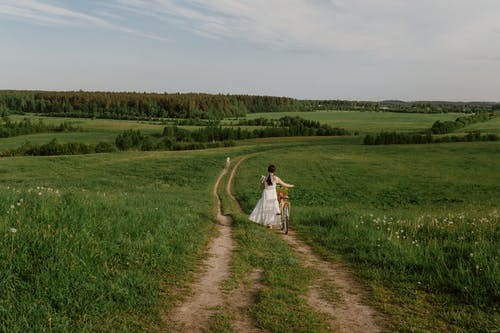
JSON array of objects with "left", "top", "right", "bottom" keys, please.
[
  {"left": 0, "top": 0, "right": 166, "bottom": 40},
  {"left": 110, "top": 0, "right": 500, "bottom": 61},
  {"left": 1, "top": 0, "right": 499, "bottom": 100},
  {"left": 3, "top": 0, "right": 500, "bottom": 58}
]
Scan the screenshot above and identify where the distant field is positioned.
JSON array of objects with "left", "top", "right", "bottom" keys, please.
[
  {"left": 0, "top": 115, "right": 165, "bottom": 150},
  {"left": 8, "top": 114, "right": 165, "bottom": 132},
  {"left": 4, "top": 111, "right": 498, "bottom": 152},
  {"left": 236, "top": 110, "right": 465, "bottom": 133},
  {"left": 461, "top": 115, "right": 500, "bottom": 134}
]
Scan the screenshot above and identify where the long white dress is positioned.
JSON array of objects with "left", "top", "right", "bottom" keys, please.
[{"left": 249, "top": 175, "right": 282, "bottom": 226}]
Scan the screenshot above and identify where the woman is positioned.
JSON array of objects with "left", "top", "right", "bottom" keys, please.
[{"left": 249, "top": 165, "right": 294, "bottom": 228}]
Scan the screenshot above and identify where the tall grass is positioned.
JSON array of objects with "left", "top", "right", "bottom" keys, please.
[
  {"left": 0, "top": 151, "right": 227, "bottom": 332},
  {"left": 233, "top": 141, "right": 500, "bottom": 332}
]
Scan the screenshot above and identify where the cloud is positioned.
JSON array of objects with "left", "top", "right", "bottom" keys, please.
[
  {"left": 110, "top": 0, "right": 500, "bottom": 61},
  {"left": 4, "top": 0, "right": 500, "bottom": 59},
  {"left": 108, "top": 0, "right": 420, "bottom": 52},
  {"left": 0, "top": 0, "right": 166, "bottom": 40},
  {"left": 2, "top": 0, "right": 500, "bottom": 65}
]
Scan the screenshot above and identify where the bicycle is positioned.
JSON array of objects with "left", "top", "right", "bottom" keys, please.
[{"left": 276, "top": 185, "right": 290, "bottom": 234}]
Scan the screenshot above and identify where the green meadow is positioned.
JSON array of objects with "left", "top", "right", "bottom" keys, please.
[
  {"left": 0, "top": 150, "right": 229, "bottom": 331},
  {"left": 1, "top": 111, "right": 499, "bottom": 332},
  {"left": 239, "top": 110, "right": 465, "bottom": 133},
  {"left": 0, "top": 115, "right": 164, "bottom": 150},
  {"left": 462, "top": 115, "right": 500, "bottom": 134},
  {"left": 233, "top": 140, "right": 500, "bottom": 332}
]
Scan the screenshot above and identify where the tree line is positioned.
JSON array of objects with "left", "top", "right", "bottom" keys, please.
[
  {"left": 116, "top": 116, "right": 350, "bottom": 151},
  {"left": 301, "top": 99, "right": 498, "bottom": 113},
  {"left": 2, "top": 90, "right": 499, "bottom": 121},
  {"left": 0, "top": 90, "right": 301, "bottom": 120},
  {"left": 430, "top": 112, "right": 498, "bottom": 134},
  {"left": 0, "top": 116, "right": 81, "bottom": 138},
  {"left": 364, "top": 130, "right": 498, "bottom": 145},
  {"left": 2, "top": 116, "right": 350, "bottom": 157},
  {"left": 0, "top": 139, "right": 116, "bottom": 157}
]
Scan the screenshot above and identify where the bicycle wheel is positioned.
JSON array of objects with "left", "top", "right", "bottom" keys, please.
[
  {"left": 283, "top": 205, "right": 289, "bottom": 234},
  {"left": 279, "top": 204, "right": 285, "bottom": 230}
]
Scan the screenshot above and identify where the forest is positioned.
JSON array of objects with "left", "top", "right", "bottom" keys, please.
[{"left": 1, "top": 90, "right": 498, "bottom": 120}]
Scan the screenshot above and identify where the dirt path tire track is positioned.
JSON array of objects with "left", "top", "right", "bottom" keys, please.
[
  {"left": 165, "top": 164, "right": 234, "bottom": 332},
  {"left": 166, "top": 159, "right": 265, "bottom": 332},
  {"left": 225, "top": 156, "right": 269, "bottom": 333},
  {"left": 229, "top": 155, "right": 384, "bottom": 333},
  {"left": 284, "top": 230, "right": 383, "bottom": 332}
]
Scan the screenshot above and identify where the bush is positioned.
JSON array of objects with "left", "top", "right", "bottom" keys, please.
[
  {"left": 365, "top": 131, "right": 499, "bottom": 145},
  {"left": 95, "top": 142, "right": 117, "bottom": 153},
  {"left": 115, "top": 130, "right": 144, "bottom": 150}
]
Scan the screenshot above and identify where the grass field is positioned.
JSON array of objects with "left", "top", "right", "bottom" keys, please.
[
  {"left": 1, "top": 111, "right": 470, "bottom": 152},
  {"left": 0, "top": 115, "right": 165, "bottom": 150},
  {"left": 233, "top": 140, "right": 500, "bottom": 332},
  {"left": 461, "top": 116, "right": 500, "bottom": 134},
  {"left": 235, "top": 110, "right": 466, "bottom": 133},
  {"left": 1, "top": 111, "right": 499, "bottom": 332},
  {"left": 0, "top": 150, "right": 230, "bottom": 332}
]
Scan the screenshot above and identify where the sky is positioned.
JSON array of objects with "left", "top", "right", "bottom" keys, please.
[{"left": 1, "top": 0, "right": 500, "bottom": 101}]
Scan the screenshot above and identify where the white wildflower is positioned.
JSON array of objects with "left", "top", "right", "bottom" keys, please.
[{"left": 10, "top": 228, "right": 17, "bottom": 233}]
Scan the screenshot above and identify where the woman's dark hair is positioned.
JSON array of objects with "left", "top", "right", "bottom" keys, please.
[{"left": 266, "top": 165, "right": 275, "bottom": 186}]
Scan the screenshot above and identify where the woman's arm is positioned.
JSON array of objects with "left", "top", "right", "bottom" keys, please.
[{"left": 274, "top": 176, "right": 294, "bottom": 188}]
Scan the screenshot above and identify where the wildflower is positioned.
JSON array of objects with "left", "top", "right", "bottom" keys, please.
[
  {"left": 10, "top": 228, "right": 17, "bottom": 233},
  {"left": 38, "top": 192, "right": 42, "bottom": 196},
  {"left": 10, "top": 205, "right": 15, "bottom": 209},
  {"left": 470, "top": 253, "right": 474, "bottom": 257}
]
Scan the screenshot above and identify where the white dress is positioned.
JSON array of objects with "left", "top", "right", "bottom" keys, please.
[{"left": 249, "top": 175, "right": 282, "bottom": 226}]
